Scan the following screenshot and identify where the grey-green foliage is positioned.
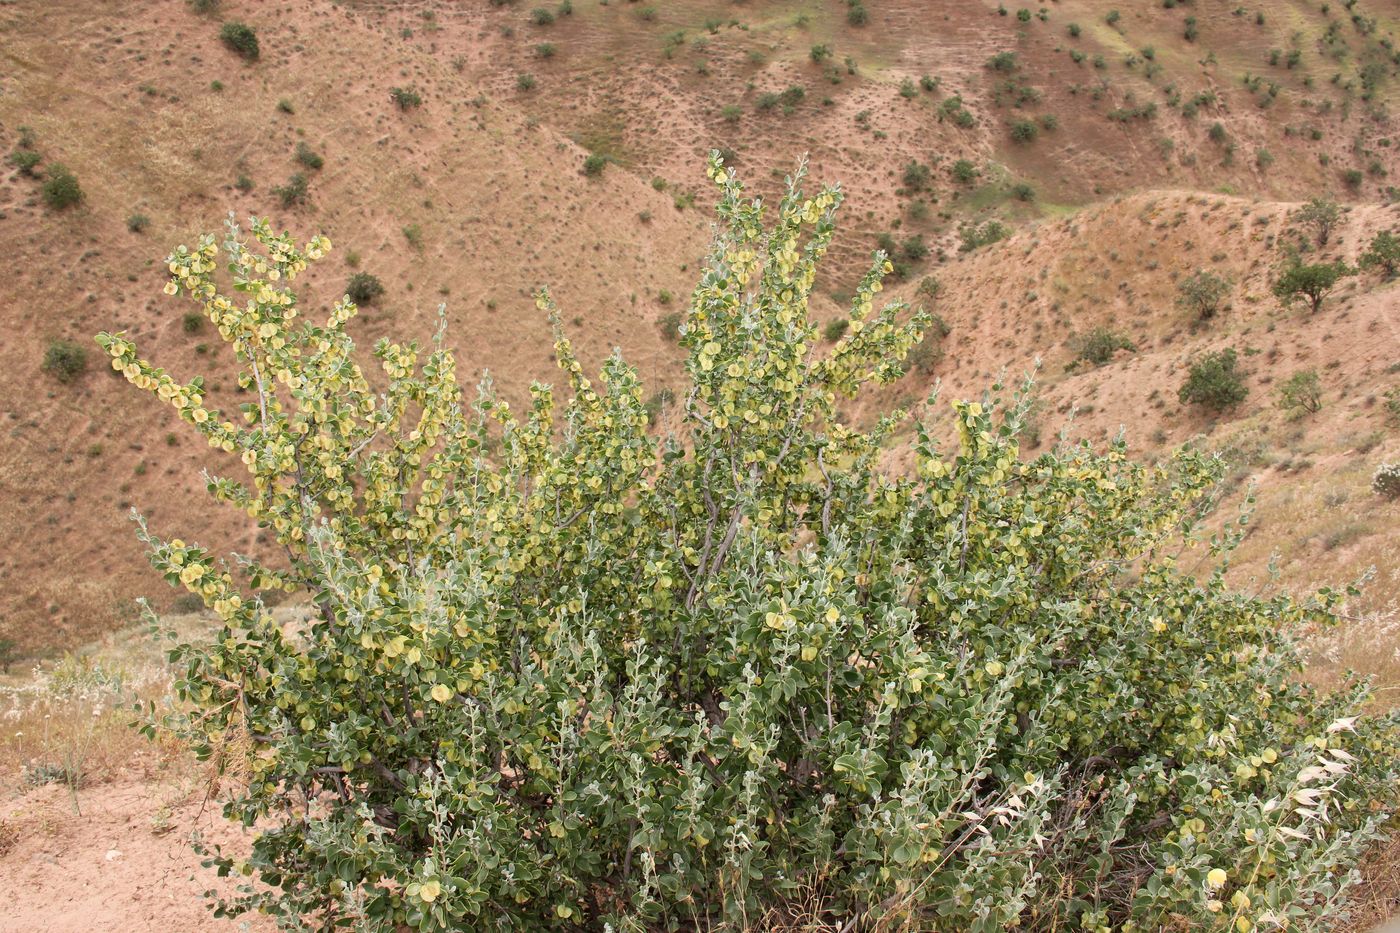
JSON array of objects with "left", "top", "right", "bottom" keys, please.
[{"left": 110, "top": 157, "right": 1398, "bottom": 933}]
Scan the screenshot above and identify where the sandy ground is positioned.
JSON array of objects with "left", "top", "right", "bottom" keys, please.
[{"left": 0, "top": 778, "right": 271, "bottom": 932}]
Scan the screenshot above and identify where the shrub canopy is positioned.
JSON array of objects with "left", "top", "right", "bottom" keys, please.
[{"left": 100, "top": 155, "right": 1397, "bottom": 932}]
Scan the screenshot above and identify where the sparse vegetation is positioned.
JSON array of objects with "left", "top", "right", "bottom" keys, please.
[
  {"left": 41, "top": 164, "right": 82, "bottom": 210},
  {"left": 1373, "top": 462, "right": 1400, "bottom": 500},
  {"left": 1358, "top": 230, "right": 1400, "bottom": 278},
  {"left": 1278, "top": 369, "right": 1323, "bottom": 415},
  {"left": 958, "top": 218, "right": 1010, "bottom": 252},
  {"left": 345, "top": 272, "right": 385, "bottom": 305},
  {"left": 1272, "top": 260, "right": 1353, "bottom": 314},
  {"left": 1073, "top": 327, "right": 1135, "bottom": 366},
  {"left": 582, "top": 152, "right": 609, "bottom": 177},
  {"left": 1179, "top": 348, "right": 1248, "bottom": 411},
  {"left": 1294, "top": 196, "right": 1341, "bottom": 246},
  {"left": 1176, "top": 269, "right": 1230, "bottom": 320},
  {"left": 271, "top": 172, "right": 309, "bottom": 208},
  {"left": 43, "top": 339, "right": 87, "bottom": 383},
  {"left": 390, "top": 86, "right": 423, "bottom": 110},
  {"left": 294, "top": 142, "right": 323, "bottom": 170},
  {"left": 218, "top": 22, "right": 259, "bottom": 61}
]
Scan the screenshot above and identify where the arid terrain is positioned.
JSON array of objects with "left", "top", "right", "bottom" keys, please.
[{"left": 1, "top": 0, "right": 1399, "bottom": 928}]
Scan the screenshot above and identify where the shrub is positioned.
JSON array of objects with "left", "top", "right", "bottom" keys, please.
[
  {"left": 8, "top": 147, "right": 41, "bottom": 176},
  {"left": 1073, "top": 327, "right": 1135, "bottom": 366},
  {"left": 219, "top": 22, "right": 259, "bottom": 60},
  {"left": 898, "top": 78, "right": 918, "bottom": 99},
  {"left": 1272, "top": 260, "right": 1353, "bottom": 314},
  {"left": 99, "top": 158, "right": 1399, "bottom": 933},
  {"left": 1373, "top": 462, "right": 1400, "bottom": 499},
  {"left": 277, "top": 98, "right": 295, "bottom": 114},
  {"left": 950, "top": 158, "right": 979, "bottom": 183},
  {"left": 986, "top": 51, "right": 1019, "bottom": 73},
  {"left": 1175, "top": 269, "right": 1230, "bottom": 320},
  {"left": 846, "top": 1, "right": 868, "bottom": 26},
  {"left": 1294, "top": 196, "right": 1341, "bottom": 245},
  {"left": 346, "top": 272, "right": 385, "bottom": 305},
  {"left": 43, "top": 339, "right": 87, "bottom": 382},
  {"left": 721, "top": 104, "right": 742, "bottom": 123},
  {"left": 1011, "top": 182, "right": 1035, "bottom": 201},
  {"left": 901, "top": 160, "right": 930, "bottom": 191},
  {"left": 810, "top": 43, "right": 832, "bottom": 64},
  {"left": 516, "top": 73, "right": 537, "bottom": 91},
  {"left": 530, "top": 6, "right": 555, "bottom": 24},
  {"left": 1358, "top": 229, "right": 1400, "bottom": 277},
  {"left": 1277, "top": 369, "right": 1323, "bottom": 415},
  {"left": 1009, "top": 119, "right": 1038, "bottom": 143},
  {"left": 126, "top": 213, "right": 151, "bottom": 233},
  {"left": 390, "top": 87, "right": 423, "bottom": 110},
  {"left": 582, "top": 152, "right": 608, "bottom": 176},
  {"left": 41, "top": 164, "right": 82, "bottom": 210},
  {"left": 823, "top": 318, "right": 849, "bottom": 341},
  {"left": 1178, "top": 348, "right": 1248, "bottom": 411},
  {"left": 271, "top": 173, "right": 309, "bottom": 208},
  {"left": 658, "top": 309, "right": 683, "bottom": 341},
  {"left": 294, "top": 142, "right": 324, "bottom": 170},
  {"left": 183, "top": 311, "right": 204, "bottom": 334},
  {"left": 959, "top": 218, "right": 1010, "bottom": 251}
]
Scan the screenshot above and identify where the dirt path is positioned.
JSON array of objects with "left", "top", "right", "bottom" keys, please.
[{"left": 0, "top": 777, "right": 272, "bottom": 932}]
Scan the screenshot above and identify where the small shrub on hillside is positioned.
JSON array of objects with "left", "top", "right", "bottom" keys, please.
[
  {"left": 582, "top": 152, "right": 609, "bottom": 176},
  {"left": 959, "top": 218, "right": 1010, "bottom": 251},
  {"left": 846, "top": 0, "right": 868, "bottom": 26},
  {"left": 187, "top": 0, "right": 220, "bottom": 12},
  {"left": 100, "top": 156, "right": 1399, "bottom": 933},
  {"left": 271, "top": 173, "right": 309, "bottom": 208},
  {"left": 1277, "top": 369, "right": 1323, "bottom": 415},
  {"left": 182, "top": 312, "right": 204, "bottom": 334},
  {"left": 1073, "top": 327, "right": 1135, "bottom": 366},
  {"left": 1175, "top": 269, "right": 1230, "bottom": 320},
  {"left": 1373, "top": 462, "right": 1400, "bottom": 499},
  {"left": 390, "top": 87, "right": 423, "bottom": 110},
  {"left": 294, "top": 142, "right": 323, "bottom": 170},
  {"left": 41, "top": 164, "right": 82, "bottom": 210},
  {"left": 1009, "top": 118, "right": 1038, "bottom": 143},
  {"left": 219, "top": 22, "right": 259, "bottom": 60},
  {"left": 346, "top": 272, "right": 385, "bottom": 305},
  {"left": 1359, "top": 229, "right": 1400, "bottom": 277},
  {"left": 1272, "top": 260, "right": 1352, "bottom": 314},
  {"left": 901, "top": 161, "right": 930, "bottom": 191},
  {"left": 658, "top": 309, "right": 683, "bottom": 341},
  {"left": 950, "top": 158, "right": 979, "bottom": 183},
  {"left": 1178, "top": 348, "right": 1248, "bottom": 411},
  {"left": 823, "top": 318, "right": 849, "bottom": 341},
  {"left": 530, "top": 6, "right": 555, "bottom": 25},
  {"left": 8, "top": 147, "right": 41, "bottom": 177},
  {"left": 987, "top": 51, "right": 1019, "bottom": 73},
  {"left": 516, "top": 73, "right": 537, "bottom": 91},
  {"left": 126, "top": 213, "right": 151, "bottom": 234},
  {"left": 1295, "top": 196, "right": 1341, "bottom": 245},
  {"left": 43, "top": 339, "right": 87, "bottom": 383}
]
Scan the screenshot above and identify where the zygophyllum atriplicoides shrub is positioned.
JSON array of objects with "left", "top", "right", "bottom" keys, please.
[{"left": 99, "top": 155, "right": 1397, "bottom": 932}]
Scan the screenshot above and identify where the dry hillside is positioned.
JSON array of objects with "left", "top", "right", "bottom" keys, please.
[{"left": 0, "top": 0, "right": 1397, "bottom": 682}]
